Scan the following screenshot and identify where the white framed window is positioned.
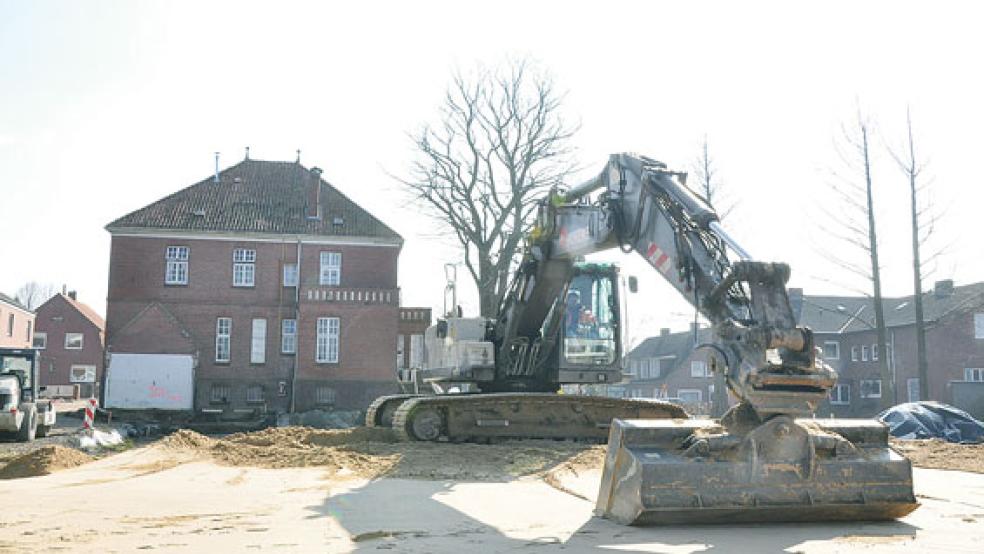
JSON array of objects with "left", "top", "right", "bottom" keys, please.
[
  {"left": 965, "top": 368, "right": 984, "bottom": 382},
  {"left": 823, "top": 341, "right": 840, "bottom": 360},
  {"left": 851, "top": 346, "right": 859, "bottom": 362},
  {"left": 637, "top": 359, "right": 650, "bottom": 379},
  {"left": 907, "top": 378, "right": 921, "bottom": 402},
  {"left": 860, "top": 379, "right": 882, "bottom": 399},
  {"left": 25, "top": 321, "right": 31, "bottom": 342},
  {"left": 677, "top": 389, "right": 702, "bottom": 403},
  {"left": 396, "top": 334, "right": 406, "bottom": 369},
  {"left": 319, "top": 252, "right": 341, "bottom": 286},
  {"left": 6, "top": 314, "right": 13, "bottom": 337},
  {"left": 250, "top": 319, "right": 266, "bottom": 364},
  {"left": 872, "top": 344, "right": 879, "bottom": 362},
  {"left": 283, "top": 263, "right": 298, "bottom": 287},
  {"left": 246, "top": 385, "right": 265, "bottom": 403},
  {"left": 69, "top": 365, "right": 96, "bottom": 383},
  {"left": 233, "top": 248, "right": 256, "bottom": 287},
  {"left": 165, "top": 246, "right": 189, "bottom": 285},
  {"left": 316, "top": 386, "right": 336, "bottom": 405},
  {"left": 861, "top": 345, "right": 869, "bottom": 362},
  {"left": 281, "top": 319, "right": 297, "bottom": 354},
  {"left": 976, "top": 313, "right": 984, "bottom": 339},
  {"left": 65, "top": 333, "right": 84, "bottom": 350},
  {"left": 215, "top": 317, "right": 231, "bottom": 362},
  {"left": 691, "top": 360, "right": 709, "bottom": 378},
  {"left": 409, "top": 334, "right": 424, "bottom": 368},
  {"left": 210, "top": 384, "right": 231, "bottom": 404},
  {"left": 33, "top": 332, "right": 47, "bottom": 350},
  {"left": 316, "top": 317, "right": 340, "bottom": 363},
  {"left": 830, "top": 383, "right": 850, "bottom": 405}
]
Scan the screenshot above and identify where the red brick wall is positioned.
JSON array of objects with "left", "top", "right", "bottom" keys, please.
[
  {"left": 0, "top": 300, "right": 34, "bottom": 349},
  {"left": 34, "top": 295, "right": 103, "bottom": 393},
  {"left": 106, "top": 234, "right": 401, "bottom": 414}
]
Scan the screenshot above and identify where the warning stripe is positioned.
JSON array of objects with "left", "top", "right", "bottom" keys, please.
[{"left": 646, "top": 243, "right": 673, "bottom": 275}]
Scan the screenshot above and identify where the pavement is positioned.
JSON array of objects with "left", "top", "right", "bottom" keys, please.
[{"left": 0, "top": 445, "right": 982, "bottom": 553}]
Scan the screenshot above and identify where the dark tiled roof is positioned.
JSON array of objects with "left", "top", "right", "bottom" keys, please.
[
  {"left": 106, "top": 159, "right": 401, "bottom": 241},
  {"left": 800, "top": 281, "right": 984, "bottom": 334},
  {"left": 62, "top": 294, "right": 105, "bottom": 331},
  {"left": 0, "top": 292, "right": 30, "bottom": 312}
]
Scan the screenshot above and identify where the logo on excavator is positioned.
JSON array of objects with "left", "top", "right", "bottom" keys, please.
[{"left": 646, "top": 243, "right": 672, "bottom": 275}]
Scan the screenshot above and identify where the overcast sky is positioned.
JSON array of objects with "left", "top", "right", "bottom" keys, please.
[{"left": 1, "top": 1, "right": 982, "bottom": 345}]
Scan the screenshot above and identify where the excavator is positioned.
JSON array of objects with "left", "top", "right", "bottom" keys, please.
[{"left": 369, "top": 152, "right": 918, "bottom": 524}]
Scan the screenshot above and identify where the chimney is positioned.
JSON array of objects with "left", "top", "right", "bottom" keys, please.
[
  {"left": 214, "top": 152, "right": 220, "bottom": 183},
  {"left": 787, "top": 287, "right": 804, "bottom": 320},
  {"left": 68, "top": 291, "right": 77, "bottom": 301},
  {"left": 660, "top": 328, "right": 671, "bottom": 337},
  {"left": 934, "top": 279, "right": 954, "bottom": 298},
  {"left": 62, "top": 284, "right": 67, "bottom": 295},
  {"left": 307, "top": 167, "right": 323, "bottom": 220}
]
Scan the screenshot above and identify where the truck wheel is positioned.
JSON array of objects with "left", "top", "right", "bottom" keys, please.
[{"left": 17, "top": 404, "right": 37, "bottom": 442}]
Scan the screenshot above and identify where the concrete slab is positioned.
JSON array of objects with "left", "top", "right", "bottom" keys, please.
[{"left": 0, "top": 446, "right": 981, "bottom": 553}]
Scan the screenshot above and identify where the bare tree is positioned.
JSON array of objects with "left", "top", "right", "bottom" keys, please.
[
  {"left": 691, "top": 135, "right": 735, "bottom": 220},
  {"left": 889, "top": 108, "right": 943, "bottom": 402},
  {"left": 817, "top": 111, "right": 894, "bottom": 409},
  {"left": 403, "top": 60, "right": 577, "bottom": 317},
  {"left": 15, "top": 281, "right": 57, "bottom": 311}
]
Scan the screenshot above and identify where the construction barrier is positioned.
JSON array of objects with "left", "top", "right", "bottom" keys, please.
[{"left": 83, "top": 398, "right": 98, "bottom": 430}]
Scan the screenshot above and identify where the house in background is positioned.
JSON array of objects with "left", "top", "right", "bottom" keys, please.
[
  {"left": 620, "top": 279, "right": 984, "bottom": 418},
  {"left": 33, "top": 291, "right": 105, "bottom": 398},
  {"left": 618, "top": 325, "right": 723, "bottom": 415},
  {"left": 0, "top": 292, "right": 34, "bottom": 349},
  {"left": 104, "top": 155, "right": 404, "bottom": 416},
  {"left": 795, "top": 280, "right": 984, "bottom": 418}
]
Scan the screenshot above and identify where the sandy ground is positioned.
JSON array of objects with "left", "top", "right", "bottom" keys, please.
[
  {"left": 1, "top": 427, "right": 983, "bottom": 553},
  {"left": 891, "top": 438, "right": 984, "bottom": 473}
]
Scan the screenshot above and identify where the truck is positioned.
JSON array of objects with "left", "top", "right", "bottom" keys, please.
[{"left": 0, "top": 348, "right": 56, "bottom": 441}]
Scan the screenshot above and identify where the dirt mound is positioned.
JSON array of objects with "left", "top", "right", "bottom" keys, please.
[
  {"left": 159, "top": 429, "right": 215, "bottom": 451},
  {"left": 0, "top": 446, "right": 93, "bottom": 479},
  {"left": 891, "top": 438, "right": 984, "bottom": 473},
  {"left": 152, "top": 426, "right": 599, "bottom": 481}
]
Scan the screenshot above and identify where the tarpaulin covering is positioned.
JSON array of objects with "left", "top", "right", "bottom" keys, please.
[{"left": 878, "top": 401, "right": 984, "bottom": 443}]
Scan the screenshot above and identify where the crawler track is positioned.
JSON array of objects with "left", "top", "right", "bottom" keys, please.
[
  {"left": 365, "top": 394, "right": 421, "bottom": 428},
  {"left": 389, "top": 393, "right": 688, "bottom": 442}
]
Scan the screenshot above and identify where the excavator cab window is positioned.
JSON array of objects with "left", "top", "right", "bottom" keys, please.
[{"left": 563, "top": 272, "right": 617, "bottom": 366}]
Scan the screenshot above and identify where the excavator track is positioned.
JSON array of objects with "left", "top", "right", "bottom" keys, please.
[
  {"left": 390, "top": 393, "right": 688, "bottom": 442},
  {"left": 365, "top": 394, "right": 421, "bottom": 428}
]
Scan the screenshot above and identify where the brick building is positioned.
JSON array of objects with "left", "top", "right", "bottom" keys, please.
[
  {"left": 0, "top": 292, "right": 34, "bottom": 349},
  {"left": 104, "top": 157, "right": 404, "bottom": 415},
  {"left": 397, "top": 307, "right": 432, "bottom": 376},
  {"left": 620, "top": 279, "right": 984, "bottom": 418},
  {"left": 33, "top": 291, "right": 105, "bottom": 398}
]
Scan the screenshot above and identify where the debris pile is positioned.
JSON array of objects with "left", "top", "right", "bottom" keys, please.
[{"left": 0, "top": 446, "right": 93, "bottom": 479}]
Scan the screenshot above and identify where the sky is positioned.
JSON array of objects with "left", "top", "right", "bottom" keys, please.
[{"left": 1, "top": 0, "right": 982, "bottom": 346}]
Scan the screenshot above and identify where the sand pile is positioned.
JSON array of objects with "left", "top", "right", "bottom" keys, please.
[
  {"left": 891, "top": 438, "right": 984, "bottom": 473},
  {"left": 154, "top": 426, "right": 602, "bottom": 481},
  {"left": 0, "top": 445, "right": 93, "bottom": 479}
]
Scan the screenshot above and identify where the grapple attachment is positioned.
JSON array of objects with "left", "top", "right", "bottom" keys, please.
[{"left": 596, "top": 417, "right": 918, "bottom": 525}]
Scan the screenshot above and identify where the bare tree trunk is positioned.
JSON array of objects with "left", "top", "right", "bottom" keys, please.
[{"left": 859, "top": 124, "right": 894, "bottom": 410}]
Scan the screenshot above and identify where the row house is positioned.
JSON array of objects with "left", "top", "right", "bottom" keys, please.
[
  {"left": 0, "top": 292, "right": 34, "bottom": 349},
  {"left": 33, "top": 291, "right": 105, "bottom": 398},
  {"left": 620, "top": 279, "right": 984, "bottom": 419},
  {"left": 795, "top": 280, "right": 984, "bottom": 418},
  {"left": 104, "top": 156, "right": 404, "bottom": 415}
]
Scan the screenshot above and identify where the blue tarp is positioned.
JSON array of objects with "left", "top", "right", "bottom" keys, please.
[{"left": 878, "top": 401, "right": 984, "bottom": 444}]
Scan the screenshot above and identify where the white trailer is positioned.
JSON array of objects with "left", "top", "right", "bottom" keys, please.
[{"left": 104, "top": 353, "right": 194, "bottom": 411}]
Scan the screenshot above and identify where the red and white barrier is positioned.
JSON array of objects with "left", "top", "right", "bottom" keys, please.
[{"left": 83, "top": 398, "right": 98, "bottom": 431}]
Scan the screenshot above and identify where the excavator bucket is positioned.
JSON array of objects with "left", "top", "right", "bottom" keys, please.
[{"left": 596, "top": 418, "right": 918, "bottom": 525}]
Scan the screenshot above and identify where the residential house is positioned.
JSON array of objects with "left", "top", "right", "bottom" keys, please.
[
  {"left": 794, "top": 280, "right": 984, "bottom": 417},
  {"left": 104, "top": 157, "right": 404, "bottom": 415},
  {"left": 33, "top": 291, "right": 105, "bottom": 398},
  {"left": 620, "top": 279, "right": 984, "bottom": 418},
  {"left": 618, "top": 325, "right": 724, "bottom": 415},
  {"left": 0, "top": 292, "right": 34, "bottom": 349}
]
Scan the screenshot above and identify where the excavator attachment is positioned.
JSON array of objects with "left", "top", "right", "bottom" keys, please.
[{"left": 596, "top": 417, "right": 918, "bottom": 525}]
